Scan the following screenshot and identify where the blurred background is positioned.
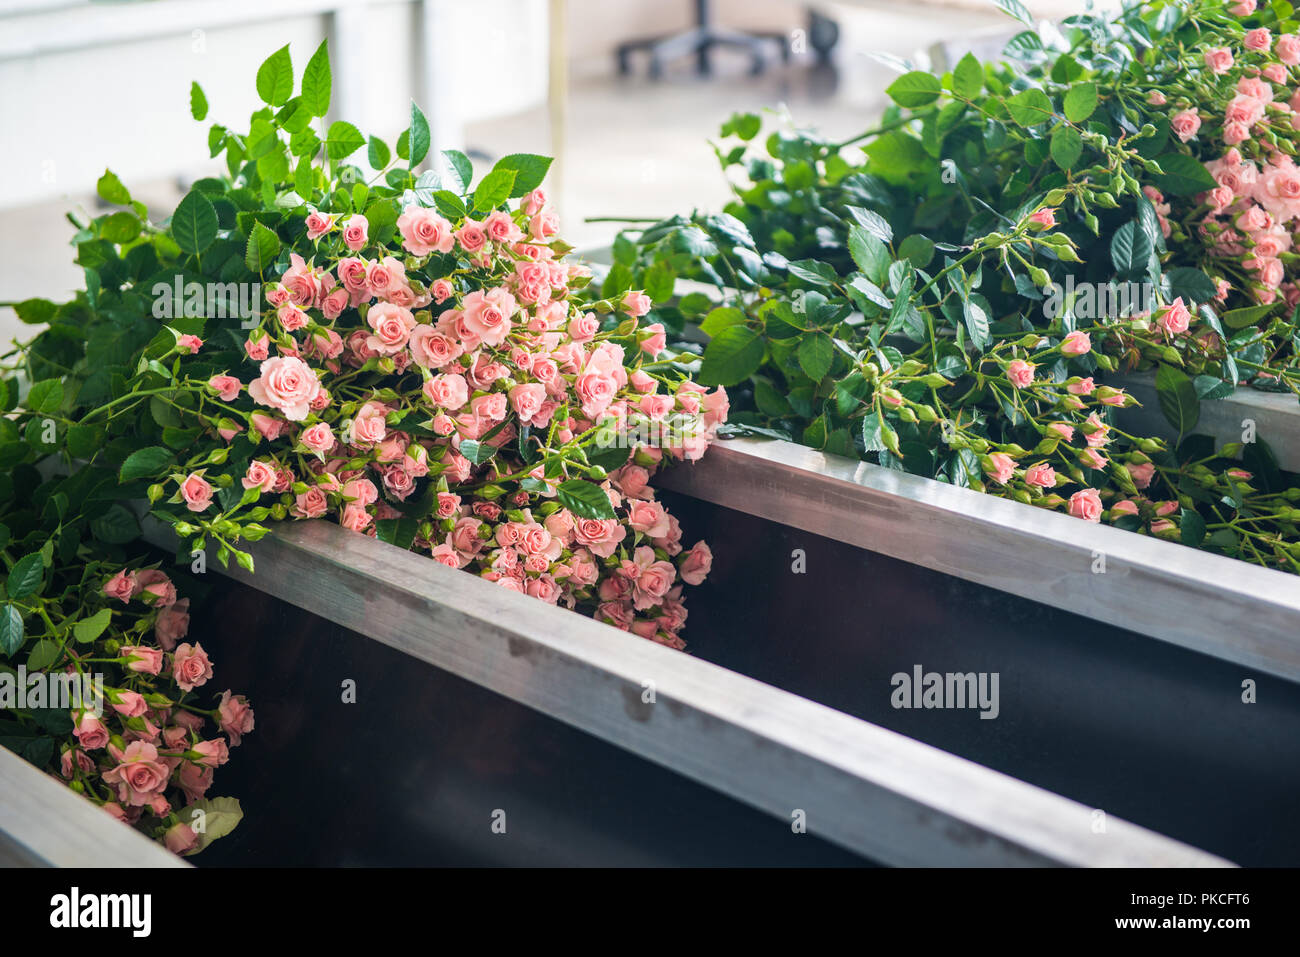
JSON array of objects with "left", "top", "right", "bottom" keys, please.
[{"left": 0, "top": 0, "right": 1111, "bottom": 342}]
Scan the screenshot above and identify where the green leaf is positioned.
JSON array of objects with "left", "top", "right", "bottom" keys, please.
[
  {"left": 1050, "top": 125, "right": 1083, "bottom": 169},
  {"left": 491, "top": 153, "right": 552, "bottom": 197},
  {"left": 848, "top": 225, "right": 890, "bottom": 285},
  {"left": 898, "top": 234, "right": 934, "bottom": 268},
  {"left": 698, "top": 325, "right": 765, "bottom": 387},
  {"left": 797, "top": 332, "right": 834, "bottom": 381},
  {"left": 73, "top": 607, "right": 113, "bottom": 644},
  {"left": 952, "top": 52, "right": 983, "bottom": 99},
  {"left": 26, "top": 638, "right": 60, "bottom": 672},
  {"left": 556, "top": 479, "right": 616, "bottom": 520},
  {"left": 1222, "top": 303, "right": 1276, "bottom": 329},
  {"left": 25, "top": 379, "right": 63, "bottom": 414},
  {"left": 1153, "top": 153, "right": 1217, "bottom": 196},
  {"left": 326, "top": 121, "right": 365, "bottom": 161},
  {"left": 860, "top": 411, "right": 888, "bottom": 452},
  {"left": 408, "top": 101, "right": 431, "bottom": 167},
  {"left": 962, "top": 299, "right": 990, "bottom": 349},
  {"left": 255, "top": 45, "right": 294, "bottom": 106},
  {"left": 1063, "top": 81, "right": 1097, "bottom": 123},
  {"left": 97, "top": 170, "right": 132, "bottom": 205},
  {"left": 13, "top": 298, "right": 57, "bottom": 324},
  {"left": 171, "top": 189, "right": 218, "bottom": 256},
  {"left": 90, "top": 504, "right": 140, "bottom": 545},
  {"left": 183, "top": 797, "right": 244, "bottom": 855},
  {"left": 0, "top": 605, "right": 23, "bottom": 658},
  {"left": 993, "top": 0, "right": 1033, "bottom": 25},
  {"left": 190, "top": 81, "right": 209, "bottom": 121},
  {"left": 442, "top": 150, "right": 473, "bottom": 193},
  {"left": 1005, "top": 88, "right": 1054, "bottom": 127},
  {"left": 245, "top": 222, "right": 281, "bottom": 274},
  {"left": 119, "top": 446, "right": 174, "bottom": 482},
  {"left": 1165, "top": 267, "right": 1218, "bottom": 304},
  {"left": 301, "top": 39, "right": 332, "bottom": 117},
  {"left": 6, "top": 554, "right": 44, "bottom": 600},
  {"left": 66, "top": 423, "right": 102, "bottom": 459},
  {"left": 458, "top": 439, "right": 497, "bottom": 467},
  {"left": 368, "top": 136, "right": 391, "bottom": 171},
  {"left": 1155, "top": 363, "right": 1200, "bottom": 440},
  {"left": 1110, "top": 221, "right": 1151, "bottom": 278},
  {"left": 374, "top": 517, "right": 419, "bottom": 550},
  {"left": 472, "top": 168, "right": 516, "bottom": 213},
  {"left": 700, "top": 306, "right": 746, "bottom": 337},
  {"left": 1180, "top": 508, "right": 1207, "bottom": 549},
  {"left": 645, "top": 262, "right": 675, "bottom": 303},
  {"left": 886, "top": 71, "right": 943, "bottom": 108}
]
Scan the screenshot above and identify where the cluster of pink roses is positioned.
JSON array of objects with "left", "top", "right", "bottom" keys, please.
[
  {"left": 1152, "top": 10, "right": 1300, "bottom": 308},
  {"left": 185, "top": 189, "right": 726, "bottom": 645},
  {"left": 51, "top": 567, "right": 255, "bottom": 853}
]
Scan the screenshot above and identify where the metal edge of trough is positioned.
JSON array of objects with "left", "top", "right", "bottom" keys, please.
[
  {"left": 142, "top": 519, "right": 1231, "bottom": 868},
  {"left": 0, "top": 744, "right": 189, "bottom": 868},
  {"left": 653, "top": 437, "right": 1300, "bottom": 684}
]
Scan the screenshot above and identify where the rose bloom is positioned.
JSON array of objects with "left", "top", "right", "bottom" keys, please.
[
  {"left": 984, "top": 452, "right": 1016, "bottom": 485},
  {"left": 366, "top": 302, "right": 417, "bottom": 355},
  {"left": 396, "top": 205, "right": 454, "bottom": 256},
  {"left": 1278, "top": 33, "right": 1300, "bottom": 66},
  {"left": 172, "top": 642, "right": 214, "bottom": 693},
  {"left": 342, "top": 213, "right": 368, "bottom": 251},
  {"left": 299, "top": 422, "right": 336, "bottom": 454},
  {"left": 1204, "top": 47, "right": 1234, "bottom": 74},
  {"left": 177, "top": 334, "right": 203, "bottom": 354},
  {"left": 305, "top": 210, "right": 337, "bottom": 240},
  {"left": 1048, "top": 422, "right": 1074, "bottom": 441},
  {"left": 621, "top": 290, "right": 652, "bottom": 317},
  {"left": 456, "top": 220, "right": 487, "bottom": 253},
  {"left": 1024, "top": 463, "right": 1056, "bottom": 488},
  {"left": 73, "top": 711, "right": 109, "bottom": 750},
  {"left": 462, "top": 287, "right": 517, "bottom": 346},
  {"left": 248, "top": 356, "right": 321, "bottom": 421},
  {"left": 1170, "top": 110, "right": 1201, "bottom": 142},
  {"left": 1157, "top": 297, "right": 1191, "bottom": 337},
  {"left": 207, "top": 374, "right": 241, "bottom": 401},
  {"left": 1225, "top": 94, "right": 1265, "bottom": 128},
  {"left": 409, "top": 325, "right": 463, "bottom": 369},
  {"left": 120, "top": 645, "right": 163, "bottom": 675},
  {"left": 1068, "top": 488, "right": 1104, "bottom": 522},
  {"left": 1126, "top": 461, "right": 1156, "bottom": 490},
  {"left": 641, "top": 322, "right": 667, "bottom": 358},
  {"left": 1230, "top": 0, "right": 1256, "bottom": 14},
  {"left": 424, "top": 372, "right": 470, "bottom": 410},
  {"left": 1245, "top": 27, "right": 1272, "bottom": 52},
  {"left": 1147, "top": 91, "right": 1167, "bottom": 106},
  {"left": 1027, "top": 207, "right": 1056, "bottom": 229},
  {"left": 217, "top": 690, "right": 255, "bottom": 746},
  {"left": 180, "top": 473, "right": 213, "bottom": 512},
  {"left": 111, "top": 690, "right": 149, "bottom": 718},
  {"left": 242, "top": 460, "right": 277, "bottom": 492},
  {"left": 155, "top": 598, "right": 190, "bottom": 650},
  {"left": 103, "top": 569, "right": 138, "bottom": 604},
  {"left": 293, "top": 486, "right": 329, "bottom": 518},
  {"left": 103, "top": 741, "right": 170, "bottom": 806},
  {"left": 1067, "top": 377, "right": 1095, "bottom": 396},
  {"left": 1060, "top": 330, "right": 1091, "bottom": 356},
  {"left": 1006, "top": 359, "right": 1035, "bottom": 389}
]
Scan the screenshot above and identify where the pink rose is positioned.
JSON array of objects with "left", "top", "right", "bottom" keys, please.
[
  {"left": 1007, "top": 359, "right": 1035, "bottom": 389},
  {"left": 120, "top": 645, "right": 163, "bottom": 675},
  {"left": 509, "top": 383, "right": 548, "bottom": 426},
  {"left": 1068, "top": 488, "right": 1103, "bottom": 522},
  {"left": 155, "top": 598, "right": 190, "bottom": 650},
  {"left": 293, "top": 486, "right": 329, "bottom": 518},
  {"left": 1157, "top": 297, "right": 1191, "bottom": 337},
  {"left": 248, "top": 356, "right": 322, "bottom": 421},
  {"left": 217, "top": 690, "right": 255, "bottom": 746},
  {"left": 409, "top": 326, "right": 463, "bottom": 369},
  {"left": 1171, "top": 110, "right": 1201, "bottom": 143},
  {"left": 366, "top": 302, "right": 417, "bottom": 355},
  {"left": 641, "top": 322, "right": 667, "bottom": 358},
  {"left": 342, "top": 213, "right": 369, "bottom": 251},
  {"left": 985, "top": 452, "right": 1016, "bottom": 485},
  {"left": 456, "top": 220, "right": 487, "bottom": 254},
  {"left": 180, "top": 473, "right": 213, "bottom": 513},
  {"left": 300, "top": 422, "right": 336, "bottom": 454},
  {"left": 305, "top": 211, "right": 337, "bottom": 240},
  {"left": 621, "top": 290, "right": 652, "bottom": 317},
  {"left": 1204, "top": 47, "right": 1234, "bottom": 74},
  {"left": 73, "top": 711, "right": 109, "bottom": 750},
  {"left": 208, "top": 374, "right": 241, "bottom": 401},
  {"left": 177, "top": 334, "right": 203, "bottom": 354},
  {"left": 573, "top": 517, "right": 627, "bottom": 558},
  {"left": 1024, "top": 464, "right": 1056, "bottom": 488},
  {"left": 242, "top": 460, "right": 277, "bottom": 492},
  {"left": 627, "top": 499, "right": 671, "bottom": 537},
  {"left": 164, "top": 822, "right": 199, "bottom": 855},
  {"left": 1028, "top": 207, "right": 1056, "bottom": 229},
  {"left": 1245, "top": 28, "right": 1271, "bottom": 53},
  {"left": 462, "top": 287, "right": 516, "bottom": 346},
  {"left": 103, "top": 569, "right": 138, "bottom": 604},
  {"left": 424, "top": 372, "right": 470, "bottom": 410},
  {"left": 111, "top": 690, "right": 149, "bottom": 718},
  {"left": 1278, "top": 33, "right": 1300, "bottom": 66},
  {"left": 396, "top": 205, "right": 454, "bottom": 256},
  {"left": 103, "top": 741, "right": 169, "bottom": 806},
  {"left": 678, "top": 541, "right": 712, "bottom": 586},
  {"left": 1060, "top": 330, "right": 1092, "bottom": 356},
  {"left": 172, "top": 642, "right": 214, "bottom": 693},
  {"left": 1127, "top": 462, "right": 1155, "bottom": 489}
]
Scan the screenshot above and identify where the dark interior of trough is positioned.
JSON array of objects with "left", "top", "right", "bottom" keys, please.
[
  {"left": 184, "top": 579, "right": 869, "bottom": 867},
  {"left": 655, "top": 490, "right": 1300, "bottom": 867}
]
